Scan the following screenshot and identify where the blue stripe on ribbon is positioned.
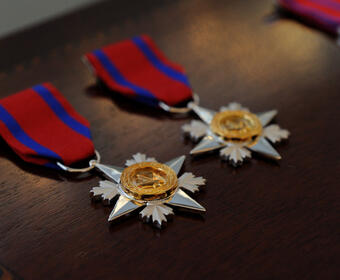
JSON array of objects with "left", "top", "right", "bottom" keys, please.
[
  {"left": 44, "top": 162, "right": 61, "bottom": 169},
  {"left": 33, "top": 85, "right": 92, "bottom": 140},
  {"left": 92, "top": 49, "right": 158, "bottom": 106},
  {"left": 0, "top": 104, "right": 62, "bottom": 161},
  {"left": 283, "top": 0, "right": 339, "bottom": 32},
  {"left": 132, "top": 36, "right": 191, "bottom": 88}
]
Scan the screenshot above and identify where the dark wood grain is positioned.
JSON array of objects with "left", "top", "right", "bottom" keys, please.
[
  {"left": 0, "top": 264, "right": 19, "bottom": 280},
  {"left": 0, "top": 0, "right": 339, "bottom": 279}
]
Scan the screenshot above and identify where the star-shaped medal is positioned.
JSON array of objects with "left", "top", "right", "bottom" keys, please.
[
  {"left": 90, "top": 153, "right": 206, "bottom": 228},
  {"left": 182, "top": 102, "right": 290, "bottom": 166}
]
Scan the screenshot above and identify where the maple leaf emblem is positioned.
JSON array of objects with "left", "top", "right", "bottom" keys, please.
[
  {"left": 90, "top": 180, "right": 119, "bottom": 204},
  {"left": 220, "top": 144, "right": 251, "bottom": 166},
  {"left": 125, "top": 152, "right": 156, "bottom": 166},
  {"left": 139, "top": 205, "right": 174, "bottom": 227},
  {"left": 220, "top": 102, "right": 249, "bottom": 112},
  {"left": 178, "top": 172, "right": 206, "bottom": 193},
  {"left": 263, "top": 124, "right": 290, "bottom": 143},
  {"left": 182, "top": 120, "right": 209, "bottom": 142}
]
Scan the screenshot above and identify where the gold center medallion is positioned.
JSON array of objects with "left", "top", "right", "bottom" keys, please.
[
  {"left": 210, "top": 110, "right": 262, "bottom": 141},
  {"left": 120, "top": 162, "right": 178, "bottom": 201}
]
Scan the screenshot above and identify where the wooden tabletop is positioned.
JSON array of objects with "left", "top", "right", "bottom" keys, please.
[{"left": 0, "top": 0, "right": 339, "bottom": 279}]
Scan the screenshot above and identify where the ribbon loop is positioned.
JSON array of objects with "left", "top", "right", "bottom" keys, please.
[
  {"left": 0, "top": 83, "right": 95, "bottom": 168},
  {"left": 84, "top": 35, "right": 193, "bottom": 107}
]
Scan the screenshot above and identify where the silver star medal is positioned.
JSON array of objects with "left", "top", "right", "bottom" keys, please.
[
  {"left": 182, "top": 102, "right": 290, "bottom": 166},
  {"left": 90, "top": 153, "right": 206, "bottom": 228}
]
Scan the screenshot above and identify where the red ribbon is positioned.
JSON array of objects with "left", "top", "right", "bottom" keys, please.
[
  {"left": 0, "top": 83, "right": 94, "bottom": 168},
  {"left": 279, "top": 0, "right": 340, "bottom": 35},
  {"left": 84, "top": 35, "right": 193, "bottom": 107}
]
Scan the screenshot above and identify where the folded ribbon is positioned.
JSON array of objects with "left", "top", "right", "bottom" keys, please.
[
  {"left": 84, "top": 35, "right": 193, "bottom": 107},
  {"left": 279, "top": 0, "right": 340, "bottom": 35},
  {"left": 0, "top": 83, "right": 95, "bottom": 168}
]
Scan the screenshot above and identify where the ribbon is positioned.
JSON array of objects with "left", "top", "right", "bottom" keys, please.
[
  {"left": 0, "top": 83, "right": 95, "bottom": 168},
  {"left": 84, "top": 35, "right": 193, "bottom": 107},
  {"left": 279, "top": 0, "right": 340, "bottom": 35}
]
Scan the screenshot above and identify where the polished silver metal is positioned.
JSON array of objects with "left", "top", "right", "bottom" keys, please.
[
  {"left": 257, "top": 110, "right": 278, "bottom": 126},
  {"left": 188, "top": 103, "right": 216, "bottom": 124},
  {"left": 249, "top": 137, "right": 281, "bottom": 160},
  {"left": 89, "top": 153, "right": 206, "bottom": 228},
  {"left": 164, "top": 155, "right": 185, "bottom": 175},
  {"left": 108, "top": 196, "right": 141, "bottom": 221},
  {"left": 56, "top": 150, "right": 101, "bottom": 173},
  {"left": 81, "top": 56, "right": 95, "bottom": 76},
  {"left": 94, "top": 163, "right": 123, "bottom": 183},
  {"left": 190, "top": 134, "right": 225, "bottom": 155},
  {"left": 182, "top": 102, "right": 290, "bottom": 166},
  {"left": 158, "top": 93, "right": 200, "bottom": 114},
  {"left": 167, "top": 189, "right": 206, "bottom": 212}
]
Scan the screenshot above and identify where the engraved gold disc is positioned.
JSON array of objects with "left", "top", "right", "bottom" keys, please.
[
  {"left": 120, "top": 162, "right": 178, "bottom": 201},
  {"left": 210, "top": 110, "right": 262, "bottom": 140}
]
